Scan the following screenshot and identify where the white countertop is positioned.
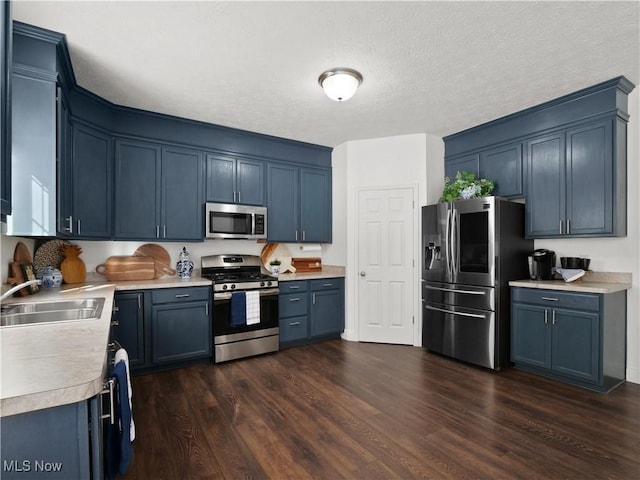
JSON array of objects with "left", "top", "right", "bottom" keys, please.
[
  {"left": 509, "top": 271, "right": 632, "bottom": 294},
  {"left": 1, "top": 283, "right": 116, "bottom": 417}
]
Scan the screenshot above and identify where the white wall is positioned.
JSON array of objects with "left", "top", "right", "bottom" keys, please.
[{"left": 333, "top": 133, "right": 442, "bottom": 345}]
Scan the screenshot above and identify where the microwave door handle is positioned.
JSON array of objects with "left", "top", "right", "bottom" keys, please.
[{"left": 251, "top": 213, "right": 256, "bottom": 235}]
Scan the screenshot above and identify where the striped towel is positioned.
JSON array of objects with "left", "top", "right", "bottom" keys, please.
[{"left": 245, "top": 291, "right": 261, "bottom": 325}]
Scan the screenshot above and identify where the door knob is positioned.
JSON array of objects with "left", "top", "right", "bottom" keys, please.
[{"left": 360, "top": 271, "right": 366, "bottom": 277}]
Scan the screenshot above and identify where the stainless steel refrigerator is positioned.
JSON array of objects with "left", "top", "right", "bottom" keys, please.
[{"left": 421, "top": 196, "right": 533, "bottom": 370}]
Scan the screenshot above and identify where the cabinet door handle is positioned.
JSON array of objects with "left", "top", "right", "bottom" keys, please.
[
  {"left": 303, "top": 230, "right": 306, "bottom": 241},
  {"left": 156, "top": 225, "right": 160, "bottom": 238},
  {"left": 65, "top": 215, "right": 73, "bottom": 233},
  {"left": 175, "top": 293, "right": 190, "bottom": 298},
  {"left": 288, "top": 286, "right": 300, "bottom": 290},
  {"left": 77, "top": 219, "right": 81, "bottom": 235},
  {"left": 541, "top": 297, "right": 559, "bottom": 302},
  {"left": 322, "top": 283, "right": 333, "bottom": 287},
  {"left": 295, "top": 231, "right": 298, "bottom": 241},
  {"left": 112, "top": 306, "right": 120, "bottom": 313},
  {"left": 206, "top": 303, "right": 209, "bottom": 316},
  {"left": 312, "top": 293, "right": 316, "bottom": 304},
  {"left": 289, "top": 297, "right": 300, "bottom": 302},
  {"left": 289, "top": 321, "right": 301, "bottom": 326},
  {"left": 110, "top": 320, "right": 120, "bottom": 327},
  {"left": 544, "top": 309, "right": 548, "bottom": 324},
  {"left": 559, "top": 220, "right": 563, "bottom": 234},
  {"left": 238, "top": 191, "right": 241, "bottom": 203},
  {"left": 138, "top": 295, "right": 142, "bottom": 310},
  {"left": 552, "top": 310, "right": 556, "bottom": 325},
  {"left": 566, "top": 219, "right": 571, "bottom": 234},
  {"left": 163, "top": 225, "right": 167, "bottom": 238}
]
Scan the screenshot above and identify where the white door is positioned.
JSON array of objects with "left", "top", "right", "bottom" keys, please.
[{"left": 358, "top": 187, "right": 415, "bottom": 344}]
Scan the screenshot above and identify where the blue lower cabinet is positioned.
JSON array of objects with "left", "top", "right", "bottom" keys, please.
[
  {"left": 112, "top": 291, "right": 146, "bottom": 369},
  {"left": 1, "top": 397, "right": 104, "bottom": 479},
  {"left": 279, "top": 278, "right": 344, "bottom": 348},
  {"left": 112, "top": 287, "right": 212, "bottom": 372},
  {"left": 511, "top": 287, "right": 626, "bottom": 392},
  {"left": 150, "top": 287, "right": 211, "bottom": 365}
]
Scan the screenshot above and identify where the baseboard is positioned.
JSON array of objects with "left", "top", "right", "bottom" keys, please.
[{"left": 626, "top": 366, "right": 640, "bottom": 384}]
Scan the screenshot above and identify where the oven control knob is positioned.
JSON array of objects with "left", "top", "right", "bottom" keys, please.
[
  {"left": 260, "top": 281, "right": 265, "bottom": 287},
  {"left": 230, "top": 284, "right": 236, "bottom": 290},
  {"left": 267, "top": 281, "right": 272, "bottom": 286},
  {"left": 222, "top": 285, "right": 227, "bottom": 290}
]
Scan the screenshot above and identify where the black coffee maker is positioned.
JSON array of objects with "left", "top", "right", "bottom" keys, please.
[{"left": 530, "top": 249, "right": 556, "bottom": 280}]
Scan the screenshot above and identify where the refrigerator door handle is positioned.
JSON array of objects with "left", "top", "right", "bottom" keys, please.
[
  {"left": 424, "top": 285, "right": 486, "bottom": 295},
  {"left": 445, "top": 207, "right": 452, "bottom": 279},
  {"left": 450, "top": 208, "right": 457, "bottom": 276},
  {"left": 425, "top": 304, "right": 486, "bottom": 319}
]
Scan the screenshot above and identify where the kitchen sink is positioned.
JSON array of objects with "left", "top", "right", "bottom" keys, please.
[{"left": 0, "top": 298, "right": 105, "bottom": 327}]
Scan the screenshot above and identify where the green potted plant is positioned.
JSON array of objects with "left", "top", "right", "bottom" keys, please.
[
  {"left": 269, "top": 258, "right": 282, "bottom": 276},
  {"left": 440, "top": 170, "right": 495, "bottom": 202}
]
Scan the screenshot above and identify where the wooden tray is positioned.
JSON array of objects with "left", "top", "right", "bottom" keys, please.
[{"left": 291, "top": 257, "right": 322, "bottom": 272}]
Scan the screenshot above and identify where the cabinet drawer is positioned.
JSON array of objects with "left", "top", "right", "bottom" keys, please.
[
  {"left": 151, "top": 287, "right": 210, "bottom": 304},
  {"left": 279, "top": 293, "right": 308, "bottom": 317},
  {"left": 310, "top": 278, "right": 343, "bottom": 291},
  {"left": 512, "top": 288, "right": 600, "bottom": 312},
  {"left": 279, "top": 280, "right": 308, "bottom": 293},
  {"left": 280, "top": 315, "right": 309, "bottom": 343}
]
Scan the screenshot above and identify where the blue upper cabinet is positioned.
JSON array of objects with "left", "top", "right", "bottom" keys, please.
[
  {"left": 267, "top": 163, "right": 332, "bottom": 243},
  {"left": 445, "top": 76, "right": 634, "bottom": 238},
  {"left": 115, "top": 139, "right": 204, "bottom": 241},
  {"left": 69, "top": 122, "right": 112, "bottom": 238},
  {"left": 162, "top": 146, "right": 204, "bottom": 240},
  {"left": 525, "top": 132, "right": 566, "bottom": 237},
  {"left": 444, "top": 154, "right": 479, "bottom": 181},
  {"left": 0, "top": 2, "right": 12, "bottom": 217},
  {"left": 114, "top": 139, "right": 162, "bottom": 240},
  {"left": 525, "top": 118, "right": 620, "bottom": 238},
  {"left": 206, "top": 153, "right": 265, "bottom": 206},
  {"left": 300, "top": 168, "right": 332, "bottom": 243},
  {"left": 267, "top": 163, "right": 299, "bottom": 242},
  {"left": 479, "top": 142, "right": 523, "bottom": 197}
]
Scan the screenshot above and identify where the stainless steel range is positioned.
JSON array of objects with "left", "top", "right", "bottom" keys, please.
[{"left": 201, "top": 254, "right": 279, "bottom": 363}]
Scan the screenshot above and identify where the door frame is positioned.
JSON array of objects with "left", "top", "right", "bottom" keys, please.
[{"left": 350, "top": 184, "right": 421, "bottom": 346}]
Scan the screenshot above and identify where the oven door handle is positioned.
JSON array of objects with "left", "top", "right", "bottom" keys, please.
[{"left": 215, "top": 288, "right": 280, "bottom": 300}]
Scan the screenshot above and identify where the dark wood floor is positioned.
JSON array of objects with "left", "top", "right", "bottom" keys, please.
[{"left": 123, "top": 340, "right": 639, "bottom": 479}]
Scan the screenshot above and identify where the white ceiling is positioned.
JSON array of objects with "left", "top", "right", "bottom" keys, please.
[{"left": 12, "top": 1, "right": 640, "bottom": 148}]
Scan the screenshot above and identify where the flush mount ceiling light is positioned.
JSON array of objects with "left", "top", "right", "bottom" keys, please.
[{"left": 318, "top": 68, "right": 363, "bottom": 102}]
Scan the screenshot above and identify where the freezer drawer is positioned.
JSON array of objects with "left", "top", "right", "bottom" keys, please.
[
  {"left": 422, "top": 302, "right": 496, "bottom": 369},
  {"left": 422, "top": 281, "right": 494, "bottom": 311}
]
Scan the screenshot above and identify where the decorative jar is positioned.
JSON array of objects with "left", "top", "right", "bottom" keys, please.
[
  {"left": 176, "top": 247, "right": 194, "bottom": 279},
  {"left": 37, "top": 266, "right": 63, "bottom": 288}
]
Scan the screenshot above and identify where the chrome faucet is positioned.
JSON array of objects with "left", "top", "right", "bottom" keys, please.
[{"left": 0, "top": 280, "right": 42, "bottom": 302}]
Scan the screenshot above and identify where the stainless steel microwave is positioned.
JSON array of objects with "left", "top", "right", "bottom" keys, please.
[{"left": 205, "top": 203, "right": 267, "bottom": 239}]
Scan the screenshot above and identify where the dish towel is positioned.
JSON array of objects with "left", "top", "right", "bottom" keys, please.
[
  {"left": 554, "top": 267, "right": 586, "bottom": 282},
  {"left": 107, "top": 360, "right": 133, "bottom": 479},
  {"left": 114, "top": 348, "right": 135, "bottom": 441},
  {"left": 230, "top": 291, "right": 247, "bottom": 326},
  {"left": 245, "top": 290, "right": 261, "bottom": 325}
]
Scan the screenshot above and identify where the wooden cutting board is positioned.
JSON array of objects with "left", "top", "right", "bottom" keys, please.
[
  {"left": 60, "top": 244, "right": 87, "bottom": 284},
  {"left": 133, "top": 243, "right": 176, "bottom": 278},
  {"left": 291, "top": 257, "right": 322, "bottom": 272},
  {"left": 7, "top": 242, "right": 35, "bottom": 296},
  {"left": 96, "top": 256, "right": 155, "bottom": 282},
  {"left": 260, "top": 243, "right": 295, "bottom": 273}
]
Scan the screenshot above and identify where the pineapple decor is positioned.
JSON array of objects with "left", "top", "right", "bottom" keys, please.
[{"left": 60, "top": 244, "right": 87, "bottom": 284}]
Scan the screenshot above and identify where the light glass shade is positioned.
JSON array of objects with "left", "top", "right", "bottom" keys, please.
[{"left": 318, "top": 68, "right": 363, "bottom": 102}]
